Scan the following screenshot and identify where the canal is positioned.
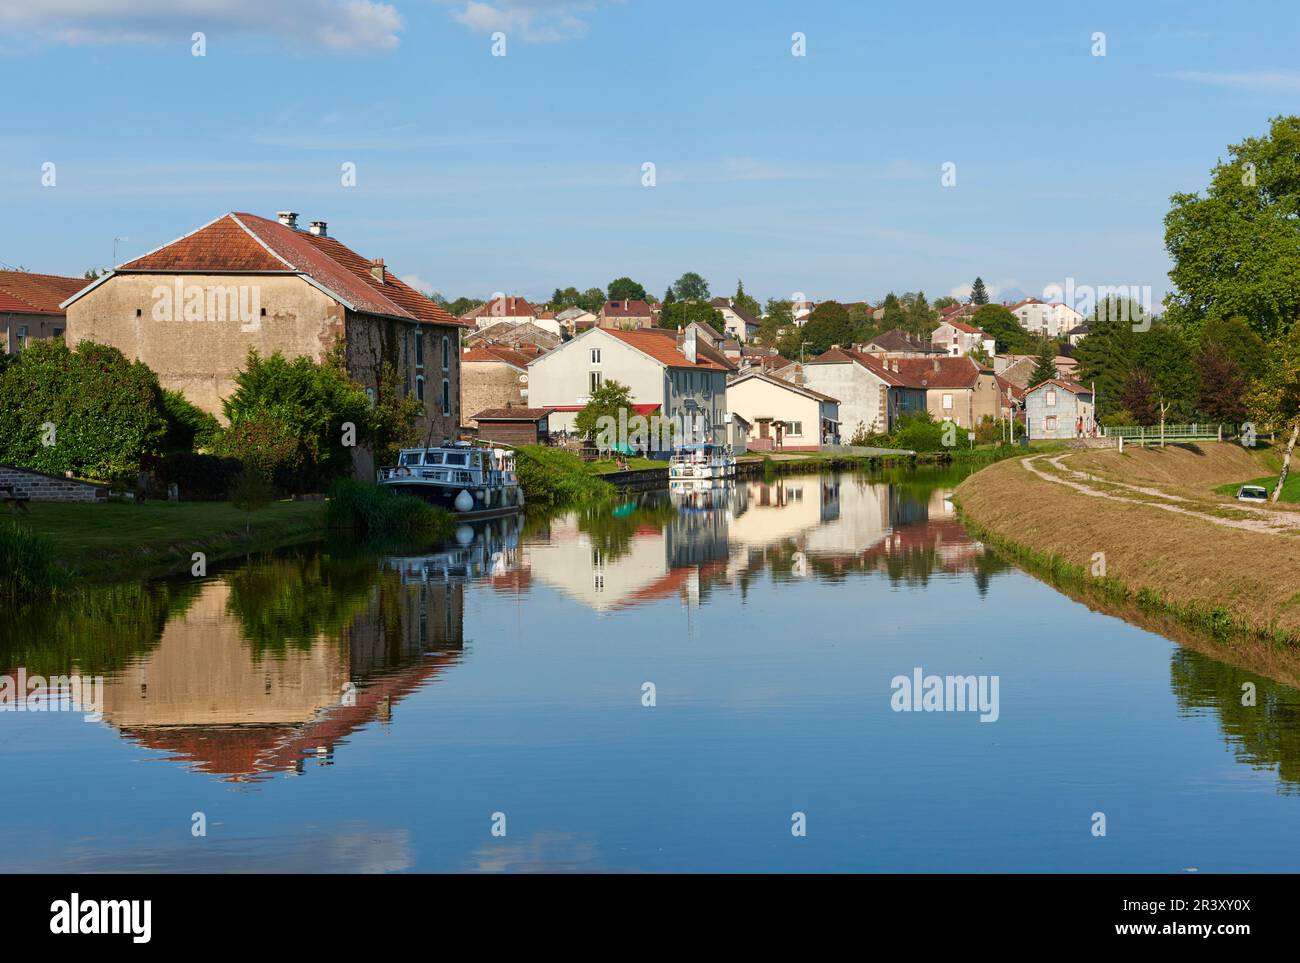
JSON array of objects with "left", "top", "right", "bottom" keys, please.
[{"left": 2, "top": 465, "right": 1299, "bottom": 872}]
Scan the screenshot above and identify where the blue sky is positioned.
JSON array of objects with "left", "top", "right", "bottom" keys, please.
[{"left": 1, "top": 0, "right": 1297, "bottom": 307}]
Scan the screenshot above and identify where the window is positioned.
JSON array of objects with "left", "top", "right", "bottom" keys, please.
[
  {"left": 442, "top": 335, "right": 450, "bottom": 371},
  {"left": 441, "top": 378, "right": 451, "bottom": 416},
  {"left": 415, "top": 330, "right": 424, "bottom": 367},
  {"left": 52, "top": 327, "right": 63, "bottom": 339},
  {"left": 416, "top": 375, "right": 425, "bottom": 402},
  {"left": 1046, "top": 389, "right": 1057, "bottom": 407},
  {"left": 786, "top": 421, "right": 803, "bottom": 437},
  {"left": 1045, "top": 415, "right": 1057, "bottom": 432},
  {"left": 590, "top": 348, "right": 601, "bottom": 364},
  {"left": 590, "top": 370, "right": 602, "bottom": 393},
  {"left": 444, "top": 452, "right": 468, "bottom": 466},
  {"left": 942, "top": 393, "right": 953, "bottom": 410},
  {"left": 14, "top": 326, "right": 27, "bottom": 350}
]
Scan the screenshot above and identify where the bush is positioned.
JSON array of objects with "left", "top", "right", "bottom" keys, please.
[
  {"left": 141, "top": 451, "right": 243, "bottom": 500},
  {"left": 160, "top": 389, "right": 220, "bottom": 452},
  {"left": 889, "top": 411, "right": 947, "bottom": 452},
  {"left": 211, "top": 410, "right": 303, "bottom": 490},
  {"left": 325, "top": 478, "right": 455, "bottom": 540},
  {"left": 515, "top": 445, "right": 614, "bottom": 506},
  {"left": 0, "top": 522, "right": 66, "bottom": 600}
]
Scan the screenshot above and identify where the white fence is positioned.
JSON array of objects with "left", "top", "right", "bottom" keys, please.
[{"left": 1101, "top": 424, "right": 1227, "bottom": 445}]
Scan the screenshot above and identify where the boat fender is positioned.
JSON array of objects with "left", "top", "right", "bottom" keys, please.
[{"left": 454, "top": 490, "right": 474, "bottom": 512}]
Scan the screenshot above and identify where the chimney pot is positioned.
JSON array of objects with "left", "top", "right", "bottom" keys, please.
[
  {"left": 309, "top": 220, "right": 327, "bottom": 237},
  {"left": 370, "top": 258, "right": 386, "bottom": 283},
  {"left": 277, "top": 211, "right": 299, "bottom": 229}
]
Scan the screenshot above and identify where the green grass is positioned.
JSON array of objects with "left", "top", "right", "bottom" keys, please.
[
  {"left": 324, "top": 478, "right": 456, "bottom": 541},
  {"left": 1214, "top": 473, "right": 1300, "bottom": 503},
  {"left": 589, "top": 456, "right": 668, "bottom": 474},
  {"left": 10, "top": 498, "right": 326, "bottom": 579},
  {"left": 515, "top": 445, "right": 615, "bottom": 506},
  {"left": 0, "top": 521, "right": 68, "bottom": 599}
]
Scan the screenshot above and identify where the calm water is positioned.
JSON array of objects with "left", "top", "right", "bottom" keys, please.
[{"left": 3, "top": 466, "right": 1300, "bottom": 873}]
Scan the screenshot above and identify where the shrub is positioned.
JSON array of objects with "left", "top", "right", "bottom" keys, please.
[
  {"left": 889, "top": 411, "right": 947, "bottom": 452},
  {"left": 515, "top": 445, "right": 614, "bottom": 506},
  {"left": 142, "top": 451, "right": 243, "bottom": 500},
  {"left": 211, "top": 410, "right": 303, "bottom": 489},
  {"left": 160, "top": 389, "right": 220, "bottom": 452},
  {"left": 325, "top": 478, "right": 455, "bottom": 540},
  {"left": 0, "top": 522, "right": 66, "bottom": 600}
]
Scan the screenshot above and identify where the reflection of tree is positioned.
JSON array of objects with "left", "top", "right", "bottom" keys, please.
[
  {"left": 0, "top": 580, "right": 204, "bottom": 677},
  {"left": 1169, "top": 648, "right": 1300, "bottom": 793},
  {"left": 574, "top": 498, "right": 677, "bottom": 564},
  {"left": 223, "top": 549, "right": 380, "bottom": 658}
]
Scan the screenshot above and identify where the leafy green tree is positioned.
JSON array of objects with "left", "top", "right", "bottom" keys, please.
[
  {"left": 971, "top": 277, "right": 990, "bottom": 305},
  {"left": 1247, "top": 330, "right": 1300, "bottom": 500},
  {"left": 580, "top": 287, "right": 607, "bottom": 313},
  {"left": 1028, "top": 341, "right": 1058, "bottom": 389},
  {"left": 904, "top": 290, "right": 937, "bottom": 337},
  {"left": 1201, "top": 315, "right": 1266, "bottom": 382},
  {"left": 228, "top": 465, "right": 276, "bottom": 535},
  {"left": 0, "top": 339, "right": 168, "bottom": 484},
  {"left": 671, "top": 272, "right": 710, "bottom": 301},
  {"left": 160, "top": 388, "right": 220, "bottom": 452},
  {"left": 1120, "top": 367, "right": 1159, "bottom": 426},
  {"left": 797, "top": 301, "right": 854, "bottom": 356},
  {"left": 1165, "top": 115, "right": 1300, "bottom": 338},
  {"left": 880, "top": 292, "right": 907, "bottom": 331},
  {"left": 574, "top": 379, "right": 635, "bottom": 442},
  {"left": 663, "top": 286, "right": 676, "bottom": 305},
  {"left": 607, "top": 277, "right": 647, "bottom": 302},
  {"left": 447, "top": 297, "right": 483, "bottom": 318},
  {"left": 759, "top": 299, "right": 793, "bottom": 348},
  {"left": 733, "top": 279, "right": 761, "bottom": 319},
  {"left": 933, "top": 295, "right": 959, "bottom": 311},
  {"left": 1196, "top": 345, "right": 1248, "bottom": 423},
  {"left": 1073, "top": 297, "right": 1146, "bottom": 417},
  {"left": 659, "top": 301, "right": 725, "bottom": 330},
  {"left": 972, "top": 304, "right": 1028, "bottom": 354}
]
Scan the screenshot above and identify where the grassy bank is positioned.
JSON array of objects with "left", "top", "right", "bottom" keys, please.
[
  {"left": 515, "top": 445, "right": 615, "bottom": 507},
  {"left": 325, "top": 478, "right": 456, "bottom": 541},
  {"left": 743, "top": 441, "right": 1049, "bottom": 477},
  {"left": 8, "top": 498, "right": 326, "bottom": 582},
  {"left": 955, "top": 444, "right": 1300, "bottom": 644}
]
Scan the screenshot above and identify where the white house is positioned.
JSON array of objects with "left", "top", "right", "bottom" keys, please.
[
  {"left": 527, "top": 325, "right": 731, "bottom": 453},
  {"left": 710, "top": 298, "right": 760, "bottom": 342},
  {"left": 728, "top": 369, "right": 840, "bottom": 451},
  {"left": 800, "top": 347, "right": 927, "bottom": 439},
  {"left": 931, "top": 319, "right": 995, "bottom": 358},
  {"left": 1008, "top": 298, "right": 1085, "bottom": 339}
]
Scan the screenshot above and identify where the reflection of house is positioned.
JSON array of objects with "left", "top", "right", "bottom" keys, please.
[
  {"left": 102, "top": 574, "right": 464, "bottom": 782},
  {"left": 1, "top": 270, "right": 85, "bottom": 352},
  {"left": 727, "top": 369, "right": 839, "bottom": 450}
]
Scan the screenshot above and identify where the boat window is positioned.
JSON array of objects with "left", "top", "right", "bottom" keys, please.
[
  {"left": 445, "top": 452, "right": 468, "bottom": 466},
  {"left": 400, "top": 452, "right": 422, "bottom": 466},
  {"left": 424, "top": 452, "right": 444, "bottom": 465}
]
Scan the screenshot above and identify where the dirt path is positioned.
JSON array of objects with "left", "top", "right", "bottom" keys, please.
[{"left": 1021, "top": 451, "right": 1300, "bottom": 536}]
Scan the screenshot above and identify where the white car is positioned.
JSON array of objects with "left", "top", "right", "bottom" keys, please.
[{"left": 1236, "top": 485, "right": 1269, "bottom": 503}]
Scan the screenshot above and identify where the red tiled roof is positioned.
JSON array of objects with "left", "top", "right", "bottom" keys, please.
[
  {"left": 462, "top": 295, "right": 536, "bottom": 321},
  {"left": 0, "top": 271, "right": 88, "bottom": 315},
  {"left": 892, "top": 356, "right": 982, "bottom": 390},
  {"left": 110, "top": 213, "right": 462, "bottom": 326},
  {"left": 940, "top": 319, "right": 985, "bottom": 335},
  {"left": 602, "top": 299, "right": 652, "bottom": 317},
  {"left": 603, "top": 328, "right": 730, "bottom": 371},
  {"left": 461, "top": 344, "right": 532, "bottom": 368}
]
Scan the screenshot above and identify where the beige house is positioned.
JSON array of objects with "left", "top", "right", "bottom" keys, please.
[
  {"left": 801, "top": 347, "right": 927, "bottom": 438},
  {"left": 527, "top": 325, "right": 731, "bottom": 452},
  {"left": 891, "top": 356, "right": 999, "bottom": 429},
  {"left": 710, "top": 297, "right": 760, "bottom": 342},
  {"left": 727, "top": 369, "right": 840, "bottom": 450},
  {"left": 599, "top": 299, "right": 654, "bottom": 329},
  {"left": 1, "top": 270, "right": 86, "bottom": 352},
  {"left": 460, "top": 343, "right": 533, "bottom": 428},
  {"left": 63, "top": 211, "right": 466, "bottom": 475}
]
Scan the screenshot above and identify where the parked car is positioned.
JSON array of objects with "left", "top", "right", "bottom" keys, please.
[{"left": 1236, "top": 485, "right": 1269, "bottom": 503}]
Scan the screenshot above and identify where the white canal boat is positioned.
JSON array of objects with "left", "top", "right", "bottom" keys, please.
[
  {"left": 378, "top": 442, "right": 524, "bottom": 519},
  {"left": 668, "top": 443, "right": 736, "bottom": 481}
]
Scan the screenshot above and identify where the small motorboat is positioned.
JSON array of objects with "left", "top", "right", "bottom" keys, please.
[
  {"left": 378, "top": 442, "right": 525, "bottom": 519},
  {"left": 668, "top": 443, "right": 736, "bottom": 481}
]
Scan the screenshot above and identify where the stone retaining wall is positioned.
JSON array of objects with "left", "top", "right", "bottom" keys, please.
[{"left": 0, "top": 464, "right": 107, "bottom": 502}]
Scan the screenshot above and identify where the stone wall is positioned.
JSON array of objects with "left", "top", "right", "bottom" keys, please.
[{"left": 0, "top": 464, "right": 106, "bottom": 502}]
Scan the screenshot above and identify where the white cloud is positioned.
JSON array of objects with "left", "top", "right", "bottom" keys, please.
[
  {"left": 437, "top": 1, "right": 603, "bottom": 43},
  {"left": 1164, "top": 69, "right": 1300, "bottom": 92},
  {"left": 0, "top": 0, "right": 404, "bottom": 51},
  {"left": 399, "top": 273, "right": 436, "bottom": 294}
]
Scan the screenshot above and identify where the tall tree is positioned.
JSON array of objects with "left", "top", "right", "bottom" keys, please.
[
  {"left": 1247, "top": 331, "right": 1300, "bottom": 501},
  {"left": 1196, "top": 344, "right": 1248, "bottom": 423},
  {"left": 1028, "top": 341, "right": 1057, "bottom": 389},
  {"left": 1165, "top": 115, "right": 1300, "bottom": 338},
  {"left": 733, "top": 278, "right": 761, "bottom": 318},
  {"left": 904, "top": 290, "right": 937, "bottom": 337},
  {"left": 663, "top": 286, "right": 676, "bottom": 305},
  {"left": 795, "top": 301, "right": 854, "bottom": 356},
  {"left": 879, "top": 292, "right": 907, "bottom": 330},
  {"left": 1120, "top": 367, "right": 1159, "bottom": 426},
  {"left": 607, "top": 277, "right": 647, "bottom": 302},
  {"left": 671, "top": 272, "right": 710, "bottom": 301},
  {"left": 971, "top": 277, "right": 990, "bottom": 305},
  {"left": 579, "top": 287, "right": 607, "bottom": 313}
]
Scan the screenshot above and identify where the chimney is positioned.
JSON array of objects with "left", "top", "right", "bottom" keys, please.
[
  {"left": 683, "top": 325, "right": 697, "bottom": 364},
  {"left": 277, "top": 211, "right": 299, "bottom": 229},
  {"left": 933, "top": 359, "right": 940, "bottom": 372},
  {"left": 309, "top": 220, "right": 327, "bottom": 237},
  {"left": 370, "top": 258, "right": 386, "bottom": 283}
]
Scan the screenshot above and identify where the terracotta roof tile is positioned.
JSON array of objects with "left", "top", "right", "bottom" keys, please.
[
  {"left": 602, "top": 328, "right": 729, "bottom": 371},
  {"left": 0, "top": 271, "right": 86, "bottom": 315}
]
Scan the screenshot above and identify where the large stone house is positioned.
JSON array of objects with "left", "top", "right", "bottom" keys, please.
[
  {"left": 62, "top": 211, "right": 466, "bottom": 475},
  {"left": 891, "top": 356, "right": 1000, "bottom": 429},
  {"left": 1008, "top": 298, "right": 1085, "bottom": 339},
  {"left": 801, "top": 347, "right": 926, "bottom": 438},
  {"left": 527, "top": 326, "right": 731, "bottom": 453},
  {"left": 460, "top": 343, "right": 534, "bottom": 429},
  {"left": 599, "top": 299, "right": 654, "bottom": 330},
  {"left": 1, "top": 270, "right": 87, "bottom": 352},
  {"left": 931, "top": 319, "right": 995, "bottom": 357}
]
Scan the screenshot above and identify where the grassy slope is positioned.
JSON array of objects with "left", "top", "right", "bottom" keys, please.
[
  {"left": 11, "top": 499, "right": 325, "bottom": 580},
  {"left": 955, "top": 444, "right": 1300, "bottom": 642},
  {"left": 589, "top": 456, "right": 667, "bottom": 474}
]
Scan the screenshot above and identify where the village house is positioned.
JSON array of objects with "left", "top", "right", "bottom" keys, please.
[
  {"left": 1024, "top": 379, "right": 1096, "bottom": 440},
  {"left": 1066, "top": 322, "right": 1089, "bottom": 347},
  {"left": 0, "top": 270, "right": 87, "bottom": 352},
  {"left": 599, "top": 299, "right": 654, "bottom": 330},
  {"left": 459, "top": 294, "right": 536, "bottom": 326},
  {"left": 62, "top": 211, "right": 466, "bottom": 476},
  {"left": 556, "top": 305, "right": 597, "bottom": 335},
  {"left": 471, "top": 406, "right": 554, "bottom": 447},
  {"left": 931, "top": 319, "right": 995, "bottom": 357},
  {"left": 1008, "top": 298, "right": 1086, "bottom": 339},
  {"left": 860, "top": 328, "right": 945, "bottom": 357},
  {"left": 460, "top": 344, "right": 535, "bottom": 429},
  {"left": 710, "top": 297, "right": 760, "bottom": 342},
  {"left": 464, "top": 319, "right": 561, "bottom": 353},
  {"left": 727, "top": 369, "right": 840, "bottom": 451},
  {"left": 891, "top": 355, "right": 1000, "bottom": 429},
  {"left": 801, "top": 347, "right": 927, "bottom": 439},
  {"left": 527, "top": 325, "right": 731, "bottom": 453}
]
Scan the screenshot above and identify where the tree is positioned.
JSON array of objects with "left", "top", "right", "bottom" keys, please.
[
  {"left": 1196, "top": 344, "right": 1248, "bottom": 423},
  {"left": 160, "top": 388, "right": 220, "bottom": 452},
  {"left": 659, "top": 301, "right": 725, "bottom": 330},
  {"left": 447, "top": 297, "right": 483, "bottom": 318},
  {"left": 579, "top": 287, "right": 607, "bottom": 313},
  {"left": 0, "top": 339, "right": 168, "bottom": 485},
  {"left": 574, "top": 379, "right": 634, "bottom": 443},
  {"left": 228, "top": 465, "right": 276, "bottom": 536},
  {"left": 1074, "top": 297, "right": 1143, "bottom": 417},
  {"left": 1246, "top": 331, "right": 1300, "bottom": 501},
  {"left": 971, "top": 277, "right": 990, "bottom": 305},
  {"left": 796, "top": 301, "right": 854, "bottom": 356},
  {"left": 663, "top": 286, "right": 676, "bottom": 305},
  {"left": 879, "top": 292, "right": 907, "bottom": 331},
  {"left": 972, "top": 304, "right": 1028, "bottom": 354},
  {"left": 933, "top": 295, "right": 959, "bottom": 311},
  {"left": 759, "top": 299, "right": 793, "bottom": 348},
  {"left": 671, "top": 272, "right": 710, "bottom": 301},
  {"left": 607, "top": 277, "right": 647, "bottom": 302},
  {"left": 1165, "top": 115, "right": 1300, "bottom": 338},
  {"left": 733, "top": 279, "right": 761, "bottom": 319},
  {"left": 1120, "top": 368, "right": 1159, "bottom": 426},
  {"left": 1028, "top": 341, "right": 1057, "bottom": 389},
  {"left": 903, "top": 290, "right": 937, "bottom": 337},
  {"left": 1201, "top": 315, "right": 1266, "bottom": 382},
  {"left": 550, "top": 286, "right": 583, "bottom": 310}
]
